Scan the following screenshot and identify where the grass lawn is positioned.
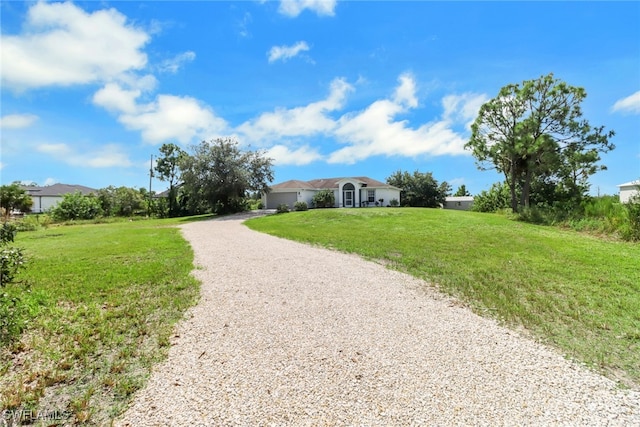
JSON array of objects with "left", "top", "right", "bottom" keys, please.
[
  {"left": 1, "top": 216, "right": 205, "bottom": 425},
  {"left": 246, "top": 208, "right": 640, "bottom": 388}
]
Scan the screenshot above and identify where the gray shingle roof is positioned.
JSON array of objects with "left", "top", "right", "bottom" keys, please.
[{"left": 22, "top": 183, "right": 97, "bottom": 197}]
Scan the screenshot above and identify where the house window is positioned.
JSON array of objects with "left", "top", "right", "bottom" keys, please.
[{"left": 367, "top": 190, "right": 375, "bottom": 203}]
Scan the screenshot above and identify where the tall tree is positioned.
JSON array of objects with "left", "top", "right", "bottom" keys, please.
[
  {"left": 465, "top": 73, "right": 614, "bottom": 212},
  {"left": 386, "top": 170, "right": 450, "bottom": 208},
  {"left": 0, "top": 184, "right": 33, "bottom": 219},
  {"left": 155, "top": 143, "right": 187, "bottom": 217},
  {"left": 453, "top": 185, "right": 471, "bottom": 197},
  {"left": 180, "top": 138, "right": 274, "bottom": 214}
]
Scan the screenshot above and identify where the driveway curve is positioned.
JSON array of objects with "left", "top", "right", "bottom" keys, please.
[{"left": 117, "top": 213, "right": 639, "bottom": 426}]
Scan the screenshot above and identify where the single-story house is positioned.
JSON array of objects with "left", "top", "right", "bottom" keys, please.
[
  {"left": 618, "top": 180, "right": 640, "bottom": 203},
  {"left": 263, "top": 177, "right": 401, "bottom": 209},
  {"left": 444, "top": 196, "right": 474, "bottom": 211},
  {"left": 21, "top": 183, "right": 97, "bottom": 213}
]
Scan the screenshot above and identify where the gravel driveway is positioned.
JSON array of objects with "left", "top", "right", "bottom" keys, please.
[{"left": 117, "top": 213, "right": 639, "bottom": 426}]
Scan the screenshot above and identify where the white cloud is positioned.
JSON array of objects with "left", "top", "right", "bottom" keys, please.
[
  {"left": 93, "top": 83, "right": 141, "bottom": 114},
  {"left": 119, "top": 94, "right": 228, "bottom": 145},
  {"left": 236, "top": 73, "right": 487, "bottom": 165},
  {"left": 236, "top": 77, "right": 353, "bottom": 143},
  {"left": 36, "top": 143, "right": 133, "bottom": 168},
  {"left": 268, "top": 41, "right": 310, "bottom": 63},
  {"left": 44, "top": 178, "right": 57, "bottom": 186},
  {"left": 0, "top": 114, "right": 39, "bottom": 129},
  {"left": 612, "top": 90, "right": 640, "bottom": 114},
  {"left": 266, "top": 145, "right": 323, "bottom": 166},
  {"left": 93, "top": 82, "right": 228, "bottom": 145},
  {"left": 448, "top": 177, "right": 466, "bottom": 187},
  {"left": 237, "top": 12, "right": 252, "bottom": 38},
  {"left": 442, "top": 92, "right": 489, "bottom": 129},
  {"left": 1, "top": 2, "right": 149, "bottom": 90},
  {"left": 327, "top": 75, "right": 486, "bottom": 164},
  {"left": 278, "top": 0, "right": 337, "bottom": 17},
  {"left": 393, "top": 73, "right": 418, "bottom": 108},
  {"left": 159, "top": 51, "right": 196, "bottom": 74}
]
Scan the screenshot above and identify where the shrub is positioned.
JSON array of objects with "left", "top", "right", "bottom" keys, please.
[
  {"left": 1, "top": 222, "right": 26, "bottom": 287},
  {"left": 15, "top": 214, "right": 52, "bottom": 231},
  {"left": 0, "top": 291, "right": 24, "bottom": 345},
  {"left": 247, "top": 199, "right": 264, "bottom": 210},
  {"left": 312, "top": 190, "right": 335, "bottom": 208},
  {"left": 51, "top": 191, "right": 103, "bottom": 221},
  {"left": 0, "top": 222, "right": 27, "bottom": 344},
  {"left": 294, "top": 201, "right": 308, "bottom": 211},
  {"left": 621, "top": 195, "right": 640, "bottom": 242},
  {"left": 276, "top": 204, "right": 290, "bottom": 214},
  {"left": 0, "top": 246, "right": 26, "bottom": 286},
  {"left": 472, "top": 182, "right": 510, "bottom": 212},
  {"left": 389, "top": 198, "right": 399, "bottom": 207}
]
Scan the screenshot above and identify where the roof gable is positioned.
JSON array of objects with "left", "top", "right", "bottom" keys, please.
[
  {"left": 306, "top": 177, "right": 398, "bottom": 190},
  {"left": 618, "top": 180, "right": 640, "bottom": 188}
]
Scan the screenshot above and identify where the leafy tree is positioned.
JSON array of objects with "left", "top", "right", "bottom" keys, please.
[
  {"left": 0, "top": 184, "right": 33, "bottom": 219},
  {"left": 471, "top": 182, "right": 511, "bottom": 212},
  {"left": 96, "top": 186, "right": 145, "bottom": 217},
  {"left": 312, "top": 190, "right": 335, "bottom": 208},
  {"left": 50, "top": 191, "right": 102, "bottom": 220},
  {"left": 453, "top": 185, "right": 471, "bottom": 197},
  {"left": 180, "top": 138, "right": 274, "bottom": 215},
  {"left": 465, "top": 73, "right": 614, "bottom": 213},
  {"left": 155, "top": 143, "right": 187, "bottom": 217},
  {"left": 386, "top": 170, "right": 450, "bottom": 208}
]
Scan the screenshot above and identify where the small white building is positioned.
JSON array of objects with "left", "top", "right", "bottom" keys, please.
[
  {"left": 444, "top": 196, "right": 474, "bottom": 211},
  {"left": 263, "top": 177, "right": 401, "bottom": 209},
  {"left": 618, "top": 180, "right": 640, "bottom": 203},
  {"left": 21, "top": 183, "right": 97, "bottom": 213}
]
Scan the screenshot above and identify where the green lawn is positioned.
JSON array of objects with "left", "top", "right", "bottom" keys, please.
[
  {"left": 1, "top": 217, "right": 204, "bottom": 425},
  {"left": 246, "top": 208, "right": 640, "bottom": 388}
]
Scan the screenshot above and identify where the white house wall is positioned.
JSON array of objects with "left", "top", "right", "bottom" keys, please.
[
  {"left": 299, "top": 190, "right": 316, "bottom": 207},
  {"left": 30, "top": 196, "right": 63, "bottom": 213},
  {"left": 264, "top": 186, "right": 400, "bottom": 209},
  {"left": 365, "top": 188, "right": 400, "bottom": 206},
  {"left": 620, "top": 187, "right": 639, "bottom": 203}
]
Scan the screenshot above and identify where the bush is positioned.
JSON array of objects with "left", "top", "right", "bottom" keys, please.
[
  {"left": 51, "top": 191, "right": 103, "bottom": 221},
  {"left": 389, "top": 198, "right": 399, "bottom": 207},
  {"left": 472, "top": 182, "right": 510, "bottom": 212},
  {"left": 621, "top": 196, "right": 640, "bottom": 242},
  {"left": 247, "top": 199, "right": 264, "bottom": 210},
  {"left": 276, "top": 204, "right": 290, "bottom": 214},
  {"left": 294, "top": 201, "right": 308, "bottom": 211},
  {"left": 0, "top": 222, "right": 27, "bottom": 344},
  {"left": 15, "top": 214, "right": 52, "bottom": 231},
  {"left": 0, "top": 291, "right": 25, "bottom": 345},
  {"left": 1, "top": 222, "right": 26, "bottom": 287},
  {"left": 312, "top": 190, "right": 335, "bottom": 208}
]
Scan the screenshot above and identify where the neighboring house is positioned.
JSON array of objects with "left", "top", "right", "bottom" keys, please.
[
  {"left": 618, "top": 180, "right": 640, "bottom": 203},
  {"left": 263, "top": 177, "right": 401, "bottom": 209},
  {"left": 444, "top": 196, "right": 474, "bottom": 211},
  {"left": 21, "top": 183, "right": 97, "bottom": 213}
]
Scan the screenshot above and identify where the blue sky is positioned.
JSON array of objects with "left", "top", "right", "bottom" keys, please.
[{"left": 1, "top": 1, "right": 639, "bottom": 195}]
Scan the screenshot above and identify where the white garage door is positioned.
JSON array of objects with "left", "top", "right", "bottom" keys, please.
[{"left": 266, "top": 192, "right": 297, "bottom": 209}]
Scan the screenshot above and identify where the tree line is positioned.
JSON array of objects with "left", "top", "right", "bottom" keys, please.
[{"left": 0, "top": 138, "right": 274, "bottom": 221}]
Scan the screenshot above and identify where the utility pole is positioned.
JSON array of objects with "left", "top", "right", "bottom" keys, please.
[{"left": 148, "top": 154, "right": 153, "bottom": 217}]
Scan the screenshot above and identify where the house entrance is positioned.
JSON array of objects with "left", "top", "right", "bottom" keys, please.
[{"left": 343, "top": 183, "right": 355, "bottom": 207}]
